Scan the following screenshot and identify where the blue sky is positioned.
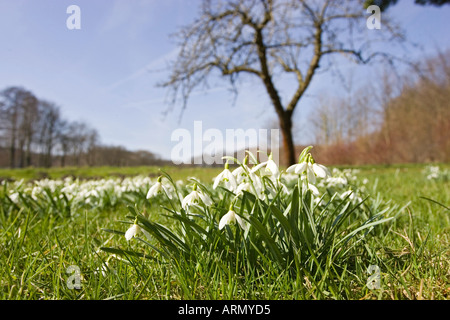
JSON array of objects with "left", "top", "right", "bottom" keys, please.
[{"left": 1, "top": 0, "right": 450, "bottom": 162}]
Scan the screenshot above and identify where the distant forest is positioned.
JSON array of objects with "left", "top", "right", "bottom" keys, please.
[{"left": 0, "top": 88, "right": 169, "bottom": 168}]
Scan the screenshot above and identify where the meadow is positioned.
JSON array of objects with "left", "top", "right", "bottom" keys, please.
[{"left": 0, "top": 152, "right": 449, "bottom": 300}]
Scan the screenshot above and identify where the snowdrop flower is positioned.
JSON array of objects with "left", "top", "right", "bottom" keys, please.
[
  {"left": 324, "top": 176, "right": 348, "bottom": 188},
  {"left": 146, "top": 176, "right": 170, "bottom": 199},
  {"left": 303, "top": 182, "right": 320, "bottom": 197},
  {"left": 181, "top": 184, "right": 213, "bottom": 209},
  {"left": 236, "top": 179, "right": 265, "bottom": 200},
  {"left": 125, "top": 222, "right": 140, "bottom": 241},
  {"left": 287, "top": 160, "right": 315, "bottom": 182},
  {"left": 286, "top": 153, "right": 330, "bottom": 185},
  {"left": 340, "top": 190, "right": 363, "bottom": 203},
  {"left": 232, "top": 166, "right": 247, "bottom": 183},
  {"left": 251, "top": 153, "right": 280, "bottom": 178},
  {"left": 213, "top": 161, "right": 238, "bottom": 191},
  {"left": 312, "top": 163, "right": 330, "bottom": 179},
  {"left": 232, "top": 156, "right": 251, "bottom": 184},
  {"left": 9, "top": 192, "right": 19, "bottom": 203},
  {"left": 219, "top": 207, "right": 247, "bottom": 231},
  {"left": 286, "top": 161, "right": 308, "bottom": 175},
  {"left": 235, "top": 182, "right": 252, "bottom": 196}
]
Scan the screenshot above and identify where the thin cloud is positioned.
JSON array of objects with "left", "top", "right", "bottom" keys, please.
[{"left": 104, "top": 47, "right": 179, "bottom": 91}]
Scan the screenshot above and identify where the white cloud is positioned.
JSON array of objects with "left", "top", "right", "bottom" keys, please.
[{"left": 104, "top": 47, "right": 179, "bottom": 91}]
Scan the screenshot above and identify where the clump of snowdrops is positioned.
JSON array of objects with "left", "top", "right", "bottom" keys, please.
[{"left": 102, "top": 146, "right": 395, "bottom": 292}]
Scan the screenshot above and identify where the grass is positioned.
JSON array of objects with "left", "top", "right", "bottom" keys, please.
[{"left": 0, "top": 163, "right": 449, "bottom": 300}]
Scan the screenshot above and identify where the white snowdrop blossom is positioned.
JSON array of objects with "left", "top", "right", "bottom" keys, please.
[
  {"left": 181, "top": 185, "right": 213, "bottom": 209},
  {"left": 213, "top": 161, "right": 238, "bottom": 191},
  {"left": 286, "top": 161, "right": 308, "bottom": 175},
  {"left": 125, "top": 223, "right": 140, "bottom": 241},
  {"left": 146, "top": 177, "right": 170, "bottom": 199},
  {"left": 312, "top": 163, "right": 330, "bottom": 179},
  {"left": 306, "top": 162, "right": 317, "bottom": 184},
  {"left": 231, "top": 157, "right": 265, "bottom": 199},
  {"left": 232, "top": 165, "right": 250, "bottom": 184},
  {"left": 340, "top": 190, "right": 363, "bottom": 204},
  {"left": 303, "top": 182, "right": 320, "bottom": 197},
  {"left": 251, "top": 153, "right": 280, "bottom": 178},
  {"left": 235, "top": 182, "right": 252, "bottom": 196},
  {"left": 286, "top": 153, "right": 330, "bottom": 185},
  {"left": 9, "top": 192, "right": 20, "bottom": 203},
  {"left": 219, "top": 209, "right": 247, "bottom": 231}
]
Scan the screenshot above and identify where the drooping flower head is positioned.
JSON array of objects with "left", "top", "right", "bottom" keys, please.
[
  {"left": 218, "top": 203, "right": 247, "bottom": 231},
  {"left": 213, "top": 160, "right": 238, "bottom": 191},
  {"left": 146, "top": 176, "right": 170, "bottom": 199},
  {"left": 181, "top": 183, "right": 213, "bottom": 209},
  {"left": 125, "top": 219, "right": 140, "bottom": 241},
  {"left": 251, "top": 152, "right": 280, "bottom": 179},
  {"left": 232, "top": 155, "right": 251, "bottom": 184},
  {"left": 286, "top": 146, "right": 330, "bottom": 185},
  {"left": 232, "top": 155, "right": 264, "bottom": 199}
]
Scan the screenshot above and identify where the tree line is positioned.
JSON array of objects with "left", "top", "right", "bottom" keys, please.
[
  {"left": 308, "top": 51, "right": 450, "bottom": 165},
  {"left": 0, "top": 86, "right": 167, "bottom": 168}
]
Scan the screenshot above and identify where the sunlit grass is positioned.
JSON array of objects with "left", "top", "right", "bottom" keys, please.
[{"left": 0, "top": 162, "right": 449, "bottom": 300}]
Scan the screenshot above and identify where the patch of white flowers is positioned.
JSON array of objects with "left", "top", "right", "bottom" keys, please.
[
  {"left": 4, "top": 175, "right": 166, "bottom": 206},
  {"left": 423, "top": 165, "right": 449, "bottom": 181},
  {"left": 1, "top": 146, "right": 378, "bottom": 243},
  {"left": 132, "top": 147, "right": 335, "bottom": 239}
]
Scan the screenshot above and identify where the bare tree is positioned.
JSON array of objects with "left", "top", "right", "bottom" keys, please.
[
  {"left": 0, "top": 87, "right": 38, "bottom": 168},
  {"left": 17, "top": 91, "right": 39, "bottom": 168},
  {"left": 66, "top": 121, "right": 94, "bottom": 166},
  {"left": 160, "top": 0, "right": 407, "bottom": 165},
  {"left": 56, "top": 119, "right": 71, "bottom": 167},
  {"left": 85, "top": 128, "right": 100, "bottom": 166},
  {"left": 37, "top": 101, "right": 61, "bottom": 167},
  {"left": 365, "top": 0, "right": 450, "bottom": 11}
]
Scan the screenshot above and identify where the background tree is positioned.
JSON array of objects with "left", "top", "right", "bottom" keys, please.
[
  {"left": 364, "top": 0, "right": 450, "bottom": 11},
  {"left": 0, "top": 87, "right": 38, "bottom": 168},
  {"left": 161, "top": 0, "right": 407, "bottom": 165},
  {"left": 37, "top": 101, "right": 61, "bottom": 168},
  {"left": 17, "top": 91, "right": 39, "bottom": 168},
  {"left": 308, "top": 50, "right": 450, "bottom": 165},
  {"left": 0, "top": 86, "right": 168, "bottom": 168}
]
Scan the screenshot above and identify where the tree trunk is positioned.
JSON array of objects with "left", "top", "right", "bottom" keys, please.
[
  {"left": 18, "top": 138, "right": 25, "bottom": 168},
  {"left": 9, "top": 141, "right": 15, "bottom": 168},
  {"left": 26, "top": 139, "right": 32, "bottom": 167},
  {"left": 279, "top": 113, "right": 296, "bottom": 166},
  {"left": 9, "top": 109, "right": 18, "bottom": 168},
  {"left": 61, "top": 152, "right": 66, "bottom": 167}
]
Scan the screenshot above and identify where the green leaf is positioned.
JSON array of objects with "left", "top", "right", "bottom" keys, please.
[
  {"left": 298, "top": 146, "right": 313, "bottom": 163},
  {"left": 247, "top": 215, "right": 285, "bottom": 266},
  {"left": 336, "top": 217, "right": 395, "bottom": 247}
]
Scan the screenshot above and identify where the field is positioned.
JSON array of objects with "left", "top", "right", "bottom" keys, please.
[{"left": 0, "top": 157, "right": 449, "bottom": 300}]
